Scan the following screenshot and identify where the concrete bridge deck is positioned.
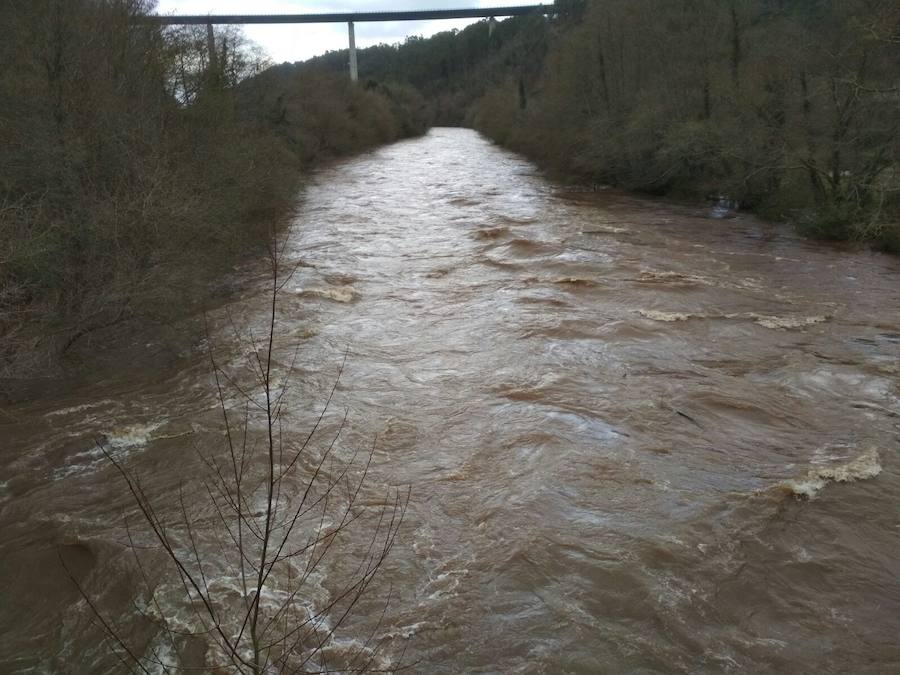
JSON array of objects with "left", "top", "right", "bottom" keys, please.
[
  {"left": 143, "top": 4, "right": 555, "bottom": 82},
  {"left": 143, "top": 5, "right": 554, "bottom": 25}
]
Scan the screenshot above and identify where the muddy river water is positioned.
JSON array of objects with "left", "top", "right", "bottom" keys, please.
[{"left": 1, "top": 128, "right": 899, "bottom": 673}]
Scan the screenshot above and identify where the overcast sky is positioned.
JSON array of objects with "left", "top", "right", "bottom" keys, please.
[{"left": 155, "top": 1, "right": 531, "bottom": 63}]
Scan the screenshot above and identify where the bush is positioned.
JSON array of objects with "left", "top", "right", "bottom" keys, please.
[
  {"left": 0, "top": 1, "right": 429, "bottom": 376},
  {"left": 462, "top": 0, "right": 899, "bottom": 252},
  {"left": 795, "top": 203, "right": 864, "bottom": 241}
]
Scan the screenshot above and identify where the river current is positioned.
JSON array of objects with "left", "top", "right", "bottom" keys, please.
[{"left": 1, "top": 128, "right": 899, "bottom": 673}]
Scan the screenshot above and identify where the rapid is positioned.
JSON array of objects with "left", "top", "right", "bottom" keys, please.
[{"left": 1, "top": 128, "right": 898, "bottom": 673}]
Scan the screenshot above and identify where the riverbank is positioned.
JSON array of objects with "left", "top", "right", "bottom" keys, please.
[
  {"left": 0, "top": 1, "right": 429, "bottom": 381},
  {"left": 462, "top": 1, "right": 898, "bottom": 253},
  {"left": 468, "top": 114, "right": 900, "bottom": 255}
]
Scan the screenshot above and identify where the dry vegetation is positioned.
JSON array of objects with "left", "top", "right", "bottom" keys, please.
[
  {"left": 4, "top": 0, "right": 897, "bottom": 377},
  {"left": 0, "top": 0, "right": 429, "bottom": 377},
  {"left": 468, "top": 0, "right": 900, "bottom": 249},
  {"left": 60, "top": 248, "right": 410, "bottom": 673},
  {"left": 311, "top": 0, "right": 899, "bottom": 251}
]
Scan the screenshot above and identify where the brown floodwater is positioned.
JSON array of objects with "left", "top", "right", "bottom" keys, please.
[{"left": 1, "top": 128, "right": 899, "bottom": 673}]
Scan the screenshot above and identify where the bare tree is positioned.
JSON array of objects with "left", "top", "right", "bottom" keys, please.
[{"left": 61, "top": 242, "right": 411, "bottom": 673}]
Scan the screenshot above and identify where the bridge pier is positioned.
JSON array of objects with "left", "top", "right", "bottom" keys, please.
[{"left": 348, "top": 21, "right": 358, "bottom": 82}]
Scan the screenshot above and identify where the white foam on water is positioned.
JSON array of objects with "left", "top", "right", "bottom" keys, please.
[
  {"left": 544, "top": 409, "right": 621, "bottom": 442},
  {"left": 144, "top": 636, "right": 178, "bottom": 675},
  {"left": 583, "top": 225, "right": 628, "bottom": 234},
  {"left": 140, "top": 564, "right": 333, "bottom": 668},
  {"left": 44, "top": 399, "right": 118, "bottom": 418},
  {"left": 791, "top": 545, "right": 812, "bottom": 563},
  {"left": 638, "top": 309, "right": 696, "bottom": 322},
  {"left": 637, "top": 309, "right": 829, "bottom": 328},
  {"left": 550, "top": 276, "right": 598, "bottom": 287},
  {"left": 53, "top": 421, "right": 166, "bottom": 479},
  {"left": 553, "top": 250, "right": 598, "bottom": 263},
  {"left": 105, "top": 421, "right": 166, "bottom": 448},
  {"left": 297, "top": 286, "right": 359, "bottom": 303},
  {"left": 782, "top": 368, "right": 899, "bottom": 404},
  {"left": 380, "top": 621, "right": 427, "bottom": 640},
  {"left": 637, "top": 269, "right": 710, "bottom": 285},
  {"left": 422, "top": 568, "right": 468, "bottom": 602},
  {"left": 784, "top": 446, "right": 882, "bottom": 499},
  {"left": 745, "top": 313, "right": 828, "bottom": 330}
]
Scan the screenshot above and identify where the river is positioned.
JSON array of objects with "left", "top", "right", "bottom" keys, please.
[{"left": 1, "top": 128, "right": 898, "bottom": 673}]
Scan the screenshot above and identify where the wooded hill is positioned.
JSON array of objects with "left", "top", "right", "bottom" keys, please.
[
  {"left": 0, "top": 0, "right": 428, "bottom": 376},
  {"left": 306, "top": 0, "right": 900, "bottom": 251}
]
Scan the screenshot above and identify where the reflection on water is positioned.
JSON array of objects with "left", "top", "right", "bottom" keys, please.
[{"left": 1, "top": 128, "right": 899, "bottom": 672}]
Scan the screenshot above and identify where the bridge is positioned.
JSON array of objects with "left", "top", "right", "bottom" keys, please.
[{"left": 144, "top": 4, "right": 555, "bottom": 81}]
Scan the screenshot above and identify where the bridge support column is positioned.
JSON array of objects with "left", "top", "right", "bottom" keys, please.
[{"left": 348, "top": 21, "right": 359, "bottom": 82}]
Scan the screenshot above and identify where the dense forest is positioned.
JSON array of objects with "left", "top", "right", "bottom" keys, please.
[
  {"left": 0, "top": 0, "right": 428, "bottom": 376},
  {"left": 308, "top": 0, "right": 899, "bottom": 250}
]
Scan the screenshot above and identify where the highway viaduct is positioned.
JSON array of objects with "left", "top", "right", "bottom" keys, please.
[{"left": 143, "top": 4, "right": 555, "bottom": 82}]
